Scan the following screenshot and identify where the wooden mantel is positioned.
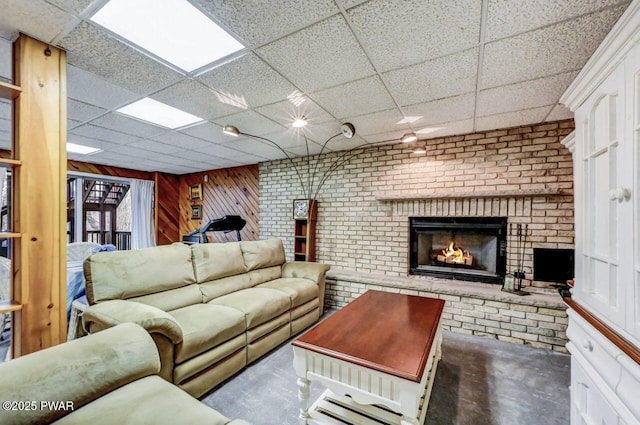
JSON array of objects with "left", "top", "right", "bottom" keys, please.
[{"left": 375, "top": 188, "right": 571, "bottom": 202}]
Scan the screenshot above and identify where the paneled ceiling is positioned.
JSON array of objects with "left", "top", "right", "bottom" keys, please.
[{"left": 0, "top": 0, "right": 631, "bottom": 174}]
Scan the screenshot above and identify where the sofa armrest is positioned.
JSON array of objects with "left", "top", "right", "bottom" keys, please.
[
  {"left": 282, "top": 261, "right": 330, "bottom": 283},
  {"left": 0, "top": 323, "right": 159, "bottom": 425},
  {"left": 83, "top": 300, "right": 183, "bottom": 344}
]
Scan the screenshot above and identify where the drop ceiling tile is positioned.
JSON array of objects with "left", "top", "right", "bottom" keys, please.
[
  {"left": 297, "top": 119, "right": 350, "bottom": 147},
  {"left": 151, "top": 79, "right": 242, "bottom": 121},
  {"left": 191, "top": 143, "right": 252, "bottom": 162},
  {"left": 190, "top": 0, "right": 337, "bottom": 47},
  {"left": 417, "top": 119, "right": 474, "bottom": 138},
  {"left": 260, "top": 129, "right": 314, "bottom": 151},
  {"left": 360, "top": 129, "right": 405, "bottom": 144},
  {"left": 59, "top": 21, "right": 184, "bottom": 94},
  {"left": 70, "top": 124, "right": 140, "bottom": 145},
  {"left": 111, "top": 145, "right": 160, "bottom": 160},
  {"left": 45, "top": 0, "right": 95, "bottom": 15},
  {"left": 310, "top": 76, "right": 396, "bottom": 119},
  {"left": 331, "top": 109, "right": 402, "bottom": 137},
  {"left": 486, "top": 0, "right": 629, "bottom": 41},
  {"left": 0, "top": 131, "right": 10, "bottom": 150},
  {"left": 128, "top": 139, "right": 184, "bottom": 155},
  {"left": 383, "top": 48, "right": 478, "bottom": 106},
  {"left": 481, "top": 6, "right": 627, "bottom": 88},
  {"left": 256, "top": 97, "right": 335, "bottom": 128},
  {"left": 212, "top": 110, "right": 285, "bottom": 136},
  {"left": 475, "top": 106, "right": 551, "bottom": 132},
  {"left": 256, "top": 15, "right": 375, "bottom": 92},
  {"left": 198, "top": 53, "right": 298, "bottom": 109},
  {"left": 68, "top": 119, "right": 83, "bottom": 130},
  {"left": 89, "top": 113, "right": 167, "bottom": 138},
  {"left": 68, "top": 99, "right": 107, "bottom": 122},
  {"left": 179, "top": 121, "right": 227, "bottom": 144},
  {"left": 285, "top": 140, "right": 326, "bottom": 156},
  {"left": 67, "top": 65, "right": 139, "bottom": 109},
  {"left": 546, "top": 104, "right": 574, "bottom": 121},
  {"left": 226, "top": 138, "right": 286, "bottom": 160},
  {"left": 153, "top": 131, "right": 215, "bottom": 151},
  {"left": 347, "top": 0, "right": 481, "bottom": 71},
  {"left": 0, "top": 37, "right": 11, "bottom": 80},
  {"left": 402, "top": 93, "right": 476, "bottom": 126},
  {"left": 0, "top": 0, "right": 75, "bottom": 42},
  {"left": 477, "top": 71, "right": 578, "bottom": 117},
  {"left": 339, "top": 0, "right": 370, "bottom": 9}
]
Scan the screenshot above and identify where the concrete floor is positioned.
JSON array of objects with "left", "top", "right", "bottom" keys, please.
[{"left": 202, "top": 330, "right": 570, "bottom": 425}]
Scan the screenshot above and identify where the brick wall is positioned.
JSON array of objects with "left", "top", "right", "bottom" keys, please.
[{"left": 260, "top": 120, "right": 575, "bottom": 286}]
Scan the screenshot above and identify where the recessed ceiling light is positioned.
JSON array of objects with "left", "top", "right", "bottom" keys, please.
[
  {"left": 116, "top": 98, "right": 204, "bottom": 129},
  {"left": 292, "top": 117, "right": 308, "bottom": 128},
  {"left": 90, "top": 0, "right": 244, "bottom": 72},
  {"left": 397, "top": 116, "right": 422, "bottom": 124},
  {"left": 67, "top": 143, "right": 102, "bottom": 155}
]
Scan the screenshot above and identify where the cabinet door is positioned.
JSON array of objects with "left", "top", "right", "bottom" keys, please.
[
  {"left": 627, "top": 43, "right": 640, "bottom": 342},
  {"left": 571, "top": 358, "right": 621, "bottom": 425},
  {"left": 574, "top": 64, "right": 627, "bottom": 326}
]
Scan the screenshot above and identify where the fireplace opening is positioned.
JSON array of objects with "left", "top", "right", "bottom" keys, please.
[{"left": 409, "top": 217, "right": 508, "bottom": 284}]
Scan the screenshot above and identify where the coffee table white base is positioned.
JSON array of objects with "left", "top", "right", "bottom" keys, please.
[{"left": 293, "top": 328, "right": 442, "bottom": 425}]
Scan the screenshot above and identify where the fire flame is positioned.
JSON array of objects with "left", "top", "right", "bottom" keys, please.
[{"left": 441, "top": 242, "right": 470, "bottom": 265}]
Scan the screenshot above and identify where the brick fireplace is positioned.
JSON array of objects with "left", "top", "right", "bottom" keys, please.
[
  {"left": 261, "top": 120, "right": 574, "bottom": 286},
  {"left": 259, "top": 120, "right": 574, "bottom": 350}
]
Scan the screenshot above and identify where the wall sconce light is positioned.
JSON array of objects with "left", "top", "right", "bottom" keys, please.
[
  {"left": 413, "top": 144, "right": 427, "bottom": 155},
  {"left": 401, "top": 132, "right": 418, "bottom": 143}
]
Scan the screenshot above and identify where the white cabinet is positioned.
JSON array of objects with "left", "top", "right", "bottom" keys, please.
[
  {"left": 564, "top": 9, "right": 640, "bottom": 349},
  {"left": 561, "top": 3, "right": 640, "bottom": 425}
]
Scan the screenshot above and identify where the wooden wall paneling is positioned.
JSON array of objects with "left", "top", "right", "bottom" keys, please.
[
  {"left": 67, "top": 160, "right": 153, "bottom": 180},
  {"left": 154, "top": 172, "right": 180, "bottom": 245},
  {"left": 179, "top": 165, "right": 259, "bottom": 242},
  {"left": 13, "top": 35, "right": 67, "bottom": 355}
]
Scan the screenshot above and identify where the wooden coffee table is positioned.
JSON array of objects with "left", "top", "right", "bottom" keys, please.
[{"left": 292, "top": 290, "right": 445, "bottom": 425}]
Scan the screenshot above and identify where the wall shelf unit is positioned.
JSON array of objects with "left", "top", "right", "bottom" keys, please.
[{"left": 293, "top": 200, "right": 317, "bottom": 262}]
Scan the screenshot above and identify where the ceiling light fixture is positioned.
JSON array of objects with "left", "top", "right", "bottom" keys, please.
[
  {"left": 223, "top": 125, "right": 240, "bottom": 136},
  {"left": 67, "top": 143, "right": 102, "bottom": 155},
  {"left": 401, "top": 132, "right": 418, "bottom": 143},
  {"left": 116, "top": 98, "right": 204, "bottom": 129},
  {"left": 292, "top": 117, "right": 308, "bottom": 128},
  {"left": 90, "top": 0, "right": 244, "bottom": 72}
]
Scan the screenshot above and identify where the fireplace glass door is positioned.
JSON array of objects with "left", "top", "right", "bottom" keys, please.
[{"left": 409, "top": 217, "right": 508, "bottom": 284}]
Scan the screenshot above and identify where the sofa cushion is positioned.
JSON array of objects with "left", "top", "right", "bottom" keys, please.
[
  {"left": 84, "top": 243, "right": 195, "bottom": 304},
  {"left": 239, "top": 239, "right": 286, "bottom": 271},
  {"left": 199, "top": 273, "right": 253, "bottom": 303},
  {"left": 248, "top": 266, "right": 282, "bottom": 286},
  {"left": 128, "top": 284, "right": 203, "bottom": 312},
  {"left": 192, "top": 242, "right": 246, "bottom": 282},
  {"left": 169, "top": 304, "right": 247, "bottom": 364},
  {"left": 256, "top": 277, "right": 319, "bottom": 308},
  {"left": 209, "top": 288, "right": 291, "bottom": 328},
  {"left": 54, "top": 376, "right": 235, "bottom": 425}
]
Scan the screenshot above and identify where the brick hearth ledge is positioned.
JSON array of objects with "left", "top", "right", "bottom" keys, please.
[{"left": 325, "top": 270, "right": 568, "bottom": 353}]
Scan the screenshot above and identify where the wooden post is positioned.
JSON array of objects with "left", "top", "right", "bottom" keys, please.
[{"left": 12, "top": 34, "right": 67, "bottom": 355}]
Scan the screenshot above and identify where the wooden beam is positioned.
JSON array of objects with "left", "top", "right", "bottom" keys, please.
[{"left": 12, "top": 34, "right": 67, "bottom": 355}]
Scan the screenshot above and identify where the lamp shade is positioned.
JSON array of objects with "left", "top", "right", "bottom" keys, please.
[
  {"left": 223, "top": 125, "right": 240, "bottom": 136},
  {"left": 401, "top": 132, "right": 418, "bottom": 143}
]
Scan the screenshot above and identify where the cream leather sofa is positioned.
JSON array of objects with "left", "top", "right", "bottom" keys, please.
[
  {"left": 81, "top": 238, "right": 330, "bottom": 397},
  {"left": 0, "top": 323, "right": 249, "bottom": 425}
]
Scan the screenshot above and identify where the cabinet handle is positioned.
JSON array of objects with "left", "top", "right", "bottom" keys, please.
[
  {"left": 582, "top": 339, "right": 594, "bottom": 352},
  {"left": 609, "top": 188, "right": 631, "bottom": 202}
]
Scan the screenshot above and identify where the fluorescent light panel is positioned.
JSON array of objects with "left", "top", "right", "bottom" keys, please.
[
  {"left": 67, "top": 143, "right": 101, "bottom": 155},
  {"left": 91, "top": 0, "right": 244, "bottom": 72},
  {"left": 117, "top": 98, "right": 204, "bottom": 129}
]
